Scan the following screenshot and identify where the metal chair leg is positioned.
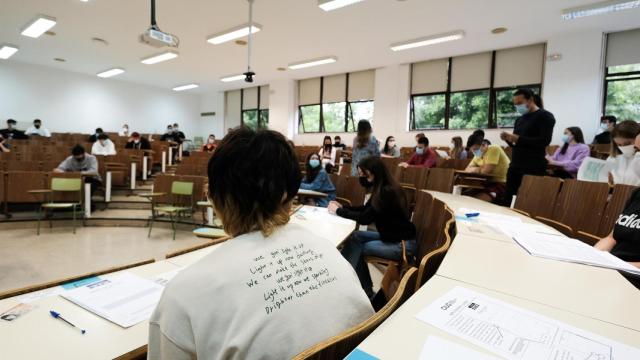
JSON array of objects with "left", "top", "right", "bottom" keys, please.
[
  {"left": 171, "top": 213, "right": 176, "bottom": 241},
  {"left": 72, "top": 206, "right": 76, "bottom": 234},
  {"left": 148, "top": 214, "right": 154, "bottom": 238},
  {"left": 37, "top": 206, "right": 42, "bottom": 236}
]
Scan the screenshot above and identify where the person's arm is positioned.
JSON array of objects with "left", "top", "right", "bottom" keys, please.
[
  {"left": 25, "top": 127, "right": 34, "bottom": 135},
  {"left": 300, "top": 172, "right": 326, "bottom": 191},
  {"left": 147, "top": 323, "right": 193, "bottom": 360},
  {"left": 479, "top": 147, "right": 499, "bottom": 175},
  {"left": 425, "top": 150, "right": 437, "bottom": 168},
  {"left": 372, "top": 139, "right": 381, "bottom": 157},
  {"left": 0, "top": 142, "right": 9, "bottom": 153},
  {"left": 594, "top": 231, "right": 617, "bottom": 252},
  {"left": 43, "top": 128, "right": 51, "bottom": 137},
  {"left": 336, "top": 203, "right": 376, "bottom": 225},
  {"left": 555, "top": 146, "right": 590, "bottom": 174},
  {"left": 82, "top": 157, "right": 99, "bottom": 175},
  {"left": 465, "top": 157, "right": 480, "bottom": 172},
  {"left": 514, "top": 114, "right": 555, "bottom": 148},
  {"left": 108, "top": 142, "right": 117, "bottom": 155},
  {"left": 406, "top": 153, "right": 417, "bottom": 166},
  {"left": 56, "top": 158, "right": 71, "bottom": 172}
]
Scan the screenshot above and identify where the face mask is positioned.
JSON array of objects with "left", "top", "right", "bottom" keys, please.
[
  {"left": 515, "top": 104, "right": 529, "bottom": 115},
  {"left": 309, "top": 159, "right": 321, "bottom": 168},
  {"left": 134, "top": 139, "right": 140, "bottom": 144},
  {"left": 174, "top": 127, "right": 179, "bottom": 131},
  {"left": 473, "top": 149, "right": 483, "bottom": 157},
  {"left": 335, "top": 141, "right": 340, "bottom": 145},
  {"left": 358, "top": 176, "right": 374, "bottom": 188},
  {"left": 75, "top": 156, "right": 85, "bottom": 162},
  {"left": 416, "top": 147, "right": 425, "bottom": 155},
  {"left": 208, "top": 138, "right": 215, "bottom": 144},
  {"left": 561, "top": 134, "right": 571, "bottom": 144},
  {"left": 8, "top": 124, "right": 14, "bottom": 130},
  {"left": 600, "top": 123, "right": 609, "bottom": 131},
  {"left": 618, "top": 144, "right": 636, "bottom": 157},
  {"left": 388, "top": 141, "right": 395, "bottom": 147}
]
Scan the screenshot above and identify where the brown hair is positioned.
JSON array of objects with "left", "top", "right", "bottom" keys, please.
[
  {"left": 208, "top": 128, "right": 301, "bottom": 237},
  {"left": 356, "top": 120, "right": 372, "bottom": 149},
  {"left": 610, "top": 120, "right": 640, "bottom": 157},
  {"left": 450, "top": 136, "right": 464, "bottom": 159}
]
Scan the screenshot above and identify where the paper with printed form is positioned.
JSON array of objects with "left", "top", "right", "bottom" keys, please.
[
  {"left": 513, "top": 232, "right": 640, "bottom": 276},
  {"left": 416, "top": 287, "right": 640, "bottom": 360},
  {"left": 61, "top": 272, "right": 164, "bottom": 328},
  {"left": 419, "top": 336, "right": 500, "bottom": 360}
]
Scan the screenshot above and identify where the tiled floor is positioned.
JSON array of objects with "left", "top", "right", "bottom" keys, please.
[{"left": 0, "top": 226, "right": 210, "bottom": 293}]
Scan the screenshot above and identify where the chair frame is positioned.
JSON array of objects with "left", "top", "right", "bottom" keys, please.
[
  {"left": 148, "top": 180, "right": 195, "bottom": 240},
  {"left": 32, "top": 177, "right": 84, "bottom": 235}
]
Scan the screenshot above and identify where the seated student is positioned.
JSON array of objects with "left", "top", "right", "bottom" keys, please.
[
  {"left": 91, "top": 133, "right": 117, "bottom": 156},
  {"left": 300, "top": 153, "right": 336, "bottom": 207},
  {"left": 318, "top": 136, "right": 337, "bottom": 172},
  {"left": 88, "top": 128, "right": 107, "bottom": 143},
  {"left": 546, "top": 127, "right": 590, "bottom": 179},
  {"left": 172, "top": 123, "right": 186, "bottom": 144},
  {"left": 119, "top": 124, "right": 130, "bottom": 137},
  {"left": 329, "top": 156, "right": 416, "bottom": 298},
  {"left": 0, "top": 134, "right": 10, "bottom": 153},
  {"left": 125, "top": 132, "right": 151, "bottom": 150},
  {"left": 464, "top": 133, "right": 511, "bottom": 202},
  {"left": 606, "top": 120, "right": 640, "bottom": 186},
  {"left": 25, "top": 119, "right": 51, "bottom": 137},
  {"left": 160, "top": 125, "right": 176, "bottom": 142},
  {"left": 399, "top": 136, "right": 437, "bottom": 168},
  {"left": 594, "top": 115, "right": 617, "bottom": 145},
  {"left": 449, "top": 136, "right": 468, "bottom": 160},
  {"left": 381, "top": 136, "right": 400, "bottom": 158},
  {"left": 333, "top": 135, "right": 346, "bottom": 150},
  {"left": 148, "top": 128, "right": 373, "bottom": 360},
  {"left": 0, "top": 119, "right": 27, "bottom": 140},
  {"left": 54, "top": 145, "right": 102, "bottom": 191},
  {"left": 202, "top": 134, "right": 217, "bottom": 152}
]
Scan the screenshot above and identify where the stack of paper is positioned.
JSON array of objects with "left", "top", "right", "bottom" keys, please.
[{"left": 513, "top": 232, "right": 640, "bottom": 276}]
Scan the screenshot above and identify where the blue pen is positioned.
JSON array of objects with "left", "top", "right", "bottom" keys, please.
[
  {"left": 465, "top": 212, "right": 480, "bottom": 218},
  {"left": 50, "top": 310, "right": 86, "bottom": 334}
]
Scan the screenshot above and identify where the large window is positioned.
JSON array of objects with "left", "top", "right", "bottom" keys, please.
[
  {"left": 225, "top": 85, "right": 269, "bottom": 130},
  {"left": 410, "top": 44, "right": 545, "bottom": 130},
  {"left": 604, "top": 29, "right": 640, "bottom": 121},
  {"left": 298, "top": 70, "right": 375, "bottom": 133}
]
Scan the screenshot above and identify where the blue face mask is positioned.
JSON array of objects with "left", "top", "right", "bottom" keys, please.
[
  {"left": 600, "top": 123, "right": 609, "bottom": 131},
  {"left": 473, "top": 149, "right": 483, "bottom": 158},
  {"left": 309, "top": 159, "right": 321, "bottom": 168},
  {"left": 416, "top": 147, "right": 425, "bottom": 155},
  {"left": 561, "top": 134, "right": 571, "bottom": 144},
  {"left": 515, "top": 104, "right": 529, "bottom": 115}
]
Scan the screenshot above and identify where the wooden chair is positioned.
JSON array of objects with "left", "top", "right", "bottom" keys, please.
[
  {"left": 330, "top": 174, "right": 352, "bottom": 207},
  {"left": 292, "top": 268, "right": 417, "bottom": 360},
  {"left": 380, "top": 157, "right": 400, "bottom": 174},
  {"left": 32, "top": 177, "right": 84, "bottom": 235},
  {"left": 416, "top": 216, "right": 455, "bottom": 291},
  {"left": 513, "top": 175, "right": 562, "bottom": 218},
  {"left": 148, "top": 181, "right": 195, "bottom": 240},
  {"left": 424, "top": 168, "right": 455, "bottom": 193}
]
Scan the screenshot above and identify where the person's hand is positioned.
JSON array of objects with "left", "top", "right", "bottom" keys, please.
[
  {"left": 608, "top": 171, "right": 614, "bottom": 186},
  {"left": 327, "top": 201, "right": 342, "bottom": 215},
  {"left": 467, "top": 167, "right": 480, "bottom": 174},
  {"left": 53, "top": 168, "right": 64, "bottom": 173},
  {"left": 500, "top": 132, "right": 509, "bottom": 141},
  {"left": 398, "top": 162, "right": 409, "bottom": 168}
]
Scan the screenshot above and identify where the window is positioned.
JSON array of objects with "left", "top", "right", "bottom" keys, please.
[
  {"left": 298, "top": 70, "right": 375, "bottom": 133},
  {"left": 259, "top": 110, "right": 269, "bottom": 128},
  {"left": 242, "top": 110, "right": 258, "bottom": 130},
  {"left": 603, "top": 29, "right": 640, "bottom": 121},
  {"left": 226, "top": 86, "right": 269, "bottom": 130},
  {"left": 410, "top": 44, "right": 545, "bottom": 130}
]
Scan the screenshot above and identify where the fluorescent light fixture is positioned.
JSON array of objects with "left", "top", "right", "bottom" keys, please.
[
  {"left": 97, "top": 68, "right": 125, "bottom": 78},
  {"left": 318, "top": 0, "right": 365, "bottom": 11},
  {"left": 390, "top": 30, "right": 465, "bottom": 51},
  {"left": 206, "top": 23, "right": 262, "bottom": 45},
  {"left": 220, "top": 74, "right": 247, "bottom": 82},
  {"left": 21, "top": 15, "right": 57, "bottom": 38},
  {"left": 141, "top": 50, "right": 179, "bottom": 65},
  {"left": 173, "top": 84, "right": 199, "bottom": 91},
  {"left": 288, "top": 56, "right": 338, "bottom": 70},
  {"left": 0, "top": 44, "right": 19, "bottom": 59},
  {"left": 562, "top": 0, "right": 640, "bottom": 20}
]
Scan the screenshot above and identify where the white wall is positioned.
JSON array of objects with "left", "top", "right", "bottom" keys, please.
[
  {"left": 199, "top": 91, "right": 225, "bottom": 139},
  {"left": 0, "top": 61, "right": 202, "bottom": 137}
]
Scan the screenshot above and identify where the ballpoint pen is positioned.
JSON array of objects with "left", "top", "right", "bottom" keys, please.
[{"left": 50, "top": 310, "right": 86, "bottom": 335}]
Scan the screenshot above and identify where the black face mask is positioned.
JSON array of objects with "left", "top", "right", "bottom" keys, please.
[
  {"left": 75, "top": 156, "right": 85, "bottom": 162},
  {"left": 35, "top": 124, "right": 41, "bottom": 129},
  {"left": 359, "top": 176, "right": 374, "bottom": 188}
]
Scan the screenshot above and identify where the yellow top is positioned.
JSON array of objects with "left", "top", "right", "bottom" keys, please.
[{"left": 470, "top": 145, "right": 510, "bottom": 183}]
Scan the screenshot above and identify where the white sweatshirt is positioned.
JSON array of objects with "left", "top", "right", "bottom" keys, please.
[
  {"left": 91, "top": 139, "right": 116, "bottom": 156},
  {"left": 607, "top": 153, "right": 640, "bottom": 186},
  {"left": 148, "top": 223, "right": 374, "bottom": 360}
]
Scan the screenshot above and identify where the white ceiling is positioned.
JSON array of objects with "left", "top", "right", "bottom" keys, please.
[{"left": 1, "top": 0, "right": 640, "bottom": 94}]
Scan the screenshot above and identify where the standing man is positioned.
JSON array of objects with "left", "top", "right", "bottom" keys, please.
[
  {"left": 25, "top": 119, "right": 51, "bottom": 137},
  {"left": 500, "top": 89, "right": 555, "bottom": 205},
  {"left": 593, "top": 115, "right": 616, "bottom": 144}
]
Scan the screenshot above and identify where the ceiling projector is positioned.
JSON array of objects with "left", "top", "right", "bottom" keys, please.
[{"left": 140, "top": 28, "right": 178, "bottom": 48}]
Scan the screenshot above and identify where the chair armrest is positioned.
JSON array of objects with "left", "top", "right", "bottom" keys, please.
[
  {"left": 511, "top": 208, "right": 531, "bottom": 217},
  {"left": 534, "top": 216, "right": 574, "bottom": 237},
  {"left": 138, "top": 192, "right": 166, "bottom": 198},
  {"left": 575, "top": 230, "right": 601, "bottom": 246},
  {"left": 28, "top": 189, "right": 52, "bottom": 194},
  {"left": 335, "top": 197, "right": 352, "bottom": 207}
]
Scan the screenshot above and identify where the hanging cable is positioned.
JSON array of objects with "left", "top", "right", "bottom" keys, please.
[
  {"left": 150, "top": 0, "right": 158, "bottom": 30},
  {"left": 244, "top": 0, "right": 256, "bottom": 82}
]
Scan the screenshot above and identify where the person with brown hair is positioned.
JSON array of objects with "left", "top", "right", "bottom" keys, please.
[
  {"left": 350, "top": 120, "right": 380, "bottom": 176},
  {"left": 449, "top": 136, "right": 468, "bottom": 160},
  {"left": 148, "top": 128, "right": 373, "bottom": 360},
  {"left": 606, "top": 120, "right": 640, "bottom": 186},
  {"left": 546, "top": 127, "right": 590, "bottom": 179}
]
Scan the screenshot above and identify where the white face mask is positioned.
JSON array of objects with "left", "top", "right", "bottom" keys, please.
[
  {"left": 388, "top": 141, "right": 395, "bottom": 147},
  {"left": 618, "top": 144, "right": 636, "bottom": 158},
  {"left": 208, "top": 138, "right": 215, "bottom": 144}
]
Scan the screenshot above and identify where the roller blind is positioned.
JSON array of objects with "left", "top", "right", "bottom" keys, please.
[
  {"left": 242, "top": 87, "right": 258, "bottom": 110},
  {"left": 494, "top": 44, "right": 545, "bottom": 87},
  {"left": 323, "top": 74, "right": 347, "bottom": 103},
  {"left": 299, "top": 77, "right": 321, "bottom": 105},
  {"left": 411, "top": 59, "right": 449, "bottom": 94},
  {"left": 348, "top": 70, "right": 375, "bottom": 101},
  {"left": 607, "top": 28, "right": 640, "bottom": 67},
  {"left": 451, "top": 52, "right": 492, "bottom": 91},
  {"left": 225, "top": 90, "right": 241, "bottom": 129},
  {"left": 259, "top": 85, "right": 269, "bottom": 109}
]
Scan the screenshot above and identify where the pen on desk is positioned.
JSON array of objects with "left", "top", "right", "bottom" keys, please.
[
  {"left": 50, "top": 310, "right": 86, "bottom": 334},
  {"left": 465, "top": 212, "right": 480, "bottom": 218}
]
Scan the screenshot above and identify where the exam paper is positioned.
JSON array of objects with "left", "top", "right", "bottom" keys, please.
[
  {"left": 416, "top": 286, "right": 640, "bottom": 360},
  {"left": 153, "top": 268, "right": 183, "bottom": 286},
  {"left": 61, "top": 272, "right": 164, "bottom": 328},
  {"left": 457, "top": 207, "right": 523, "bottom": 224},
  {"left": 577, "top": 157, "right": 609, "bottom": 183},
  {"left": 513, "top": 232, "right": 640, "bottom": 276},
  {"left": 294, "top": 205, "right": 355, "bottom": 226},
  {"left": 419, "top": 336, "right": 500, "bottom": 360}
]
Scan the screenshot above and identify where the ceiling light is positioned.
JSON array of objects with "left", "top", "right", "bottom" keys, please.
[
  {"left": 390, "top": 30, "right": 465, "bottom": 51},
  {"left": 173, "top": 84, "right": 199, "bottom": 91},
  {"left": 206, "top": 23, "right": 261, "bottom": 45},
  {"left": 0, "top": 45, "right": 19, "bottom": 60},
  {"left": 318, "top": 0, "right": 365, "bottom": 11},
  {"left": 21, "top": 15, "right": 57, "bottom": 38},
  {"left": 288, "top": 56, "right": 338, "bottom": 70},
  {"left": 562, "top": 0, "right": 640, "bottom": 20},
  {"left": 97, "top": 68, "right": 125, "bottom": 78},
  {"left": 491, "top": 27, "right": 508, "bottom": 34},
  {"left": 141, "top": 50, "right": 179, "bottom": 65},
  {"left": 220, "top": 74, "right": 247, "bottom": 82}
]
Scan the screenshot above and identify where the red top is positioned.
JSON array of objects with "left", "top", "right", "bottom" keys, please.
[{"left": 407, "top": 148, "right": 437, "bottom": 168}]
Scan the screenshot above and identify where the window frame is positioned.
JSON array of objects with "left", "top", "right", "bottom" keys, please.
[
  {"left": 240, "top": 87, "right": 268, "bottom": 129},
  {"left": 492, "top": 84, "right": 542, "bottom": 129},
  {"left": 602, "top": 65, "right": 640, "bottom": 117}
]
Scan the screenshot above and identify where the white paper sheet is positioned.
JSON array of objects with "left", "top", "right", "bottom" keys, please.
[
  {"left": 457, "top": 207, "right": 523, "bottom": 224},
  {"left": 153, "top": 268, "right": 184, "bottom": 287},
  {"left": 419, "top": 336, "right": 500, "bottom": 360},
  {"left": 493, "top": 222, "right": 562, "bottom": 238},
  {"left": 61, "top": 272, "right": 164, "bottom": 328},
  {"left": 16, "top": 286, "right": 66, "bottom": 304},
  {"left": 293, "top": 205, "right": 355, "bottom": 226},
  {"left": 577, "top": 157, "right": 610, "bottom": 183},
  {"left": 416, "top": 287, "right": 640, "bottom": 360},
  {"left": 513, "top": 232, "right": 640, "bottom": 276},
  {"left": 436, "top": 149, "right": 450, "bottom": 159}
]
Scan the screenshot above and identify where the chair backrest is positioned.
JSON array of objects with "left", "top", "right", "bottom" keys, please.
[
  {"left": 424, "top": 168, "right": 455, "bottom": 193},
  {"left": 598, "top": 184, "right": 637, "bottom": 237},
  {"left": 51, "top": 177, "right": 82, "bottom": 192},
  {"left": 6, "top": 171, "right": 47, "bottom": 203},
  {"left": 291, "top": 268, "right": 418, "bottom": 360},
  {"left": 514, "top": 175, "right": 562, "bottom": 218},
  {"left": 416, "top": 216, "right": 455, "bottom": 291},
  {"left": 343, "top": 176, "right": 366, "bottom": 207},
  {"left": 414, "top": 192, "right": 452, "bottom": 262},
  {"left": 172, "top": 181, "right": 194, "bottom": 195},
  {"left": 380, "top": 157, "right": 400, "bottom": 174},
  {"left": 552, "top": 179, "right": 610, "bottom": 235}
]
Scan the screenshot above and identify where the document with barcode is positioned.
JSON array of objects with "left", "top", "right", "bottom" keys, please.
[{"left": 61, "top": 272, "right": 164, "bottom": 328}]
